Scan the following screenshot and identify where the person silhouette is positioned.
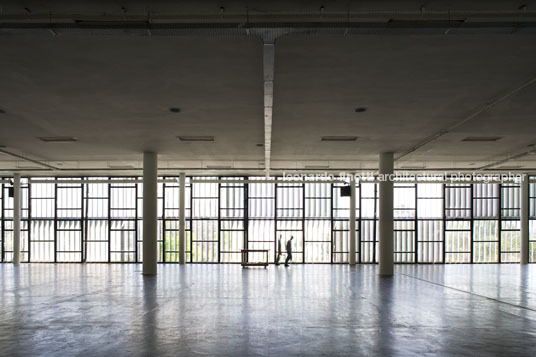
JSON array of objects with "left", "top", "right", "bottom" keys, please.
[{"left": 285, "top": 236, "right": 294, "bottom": 267}]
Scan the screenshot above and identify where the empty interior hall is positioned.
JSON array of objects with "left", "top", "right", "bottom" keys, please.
[{"left": 1, "top": 1, "right": 536, "bottom": 356}]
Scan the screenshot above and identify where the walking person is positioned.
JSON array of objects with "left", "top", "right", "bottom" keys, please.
[{"left": 285, "top": 236, "right": 294, "bottom": 267}]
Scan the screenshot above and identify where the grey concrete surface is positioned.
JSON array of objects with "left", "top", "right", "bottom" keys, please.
[{"left": 1, "top": 264, "right": 535, "bottom": 356}]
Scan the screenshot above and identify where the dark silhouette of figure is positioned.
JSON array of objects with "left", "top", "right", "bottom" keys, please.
[{"left": 285, "top": 236, "right": 294, "bottom": 267}]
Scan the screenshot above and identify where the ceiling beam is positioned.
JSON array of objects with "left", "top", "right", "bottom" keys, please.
[
  {"left": 395, "top": 76, "right": 536, "bottom": 162},
  {"left": 480, "top": 145, "right": 536, "bottom": 170},
  {"left": 0, "top": 148, "right": 59, "bottom": 170}
]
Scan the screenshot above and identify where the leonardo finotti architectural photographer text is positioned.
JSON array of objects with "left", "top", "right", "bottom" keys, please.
[{"left": 282, "top": 171, "right": 526, "bottom": 183}]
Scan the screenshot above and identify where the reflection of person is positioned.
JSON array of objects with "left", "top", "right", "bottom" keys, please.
[
  {"left": 285, "top": 236, "right": 294, "bottom": 267},
  {"left": 275, "top": 235, "right": 282, "bottom": 265}
]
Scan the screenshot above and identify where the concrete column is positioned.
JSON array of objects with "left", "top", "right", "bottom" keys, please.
[
  {"left": 142, "top": 152, "right": 158, "bottom": 275},
  {"left": 13, "top": 174, "right": 21, "bottom": 265},
  {"left": 179, "top": 173, "right": 186, "bottom": 265},
  {"left": 521, "top": 174, "right": 529, "bottom": 265},
  {"left": 349, "top": 180, "right": 356, "bottom": 265},
  {"left": 379, "top": 152, "right": 394, "bottom": 276}
]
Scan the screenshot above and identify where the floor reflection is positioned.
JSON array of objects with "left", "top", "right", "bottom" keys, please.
[{"left": 0, "top": 263, "right": 535, "bottom": 356}]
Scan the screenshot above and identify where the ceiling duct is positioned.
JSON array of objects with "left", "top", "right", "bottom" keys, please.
[{"left": 263, "top": 41, "right": 274, "bottom": 178}]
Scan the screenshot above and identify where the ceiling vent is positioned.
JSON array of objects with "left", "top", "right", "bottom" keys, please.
[
  {"left": 38, "top": 136, "right": 77, "bottom": 142},
  {"left": 321, "top": 136, "right": 357, "bottom": 142},
  {"left": 178, "top": 136, "right": 215, "bottom": 142},
  {"left": 462, "top": 136, "right": 502, "bottom": 142}
]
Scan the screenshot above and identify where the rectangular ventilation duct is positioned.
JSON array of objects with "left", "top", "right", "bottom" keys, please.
[{"left": 177, "top": 136, "right": 215, "bottom": 142}]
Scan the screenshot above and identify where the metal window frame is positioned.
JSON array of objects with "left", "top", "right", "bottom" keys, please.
[{"left": 1, "top": 175, "right": 534, "bottom": 265}]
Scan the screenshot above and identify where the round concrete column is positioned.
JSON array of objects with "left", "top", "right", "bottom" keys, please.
[
  {"left": 142, "top": 152, "right": 158, "bottom": 275},
  {"left": 13, "top": 173, "right": 21, "bottom": 265},
  {"left": 349, "top": 180, "right": 357, "bottom": 265},
  {"left": 179, "top": 173, "right": 186, "bottom": 265},
  {"left": 379, "top": 152, "right": 394, "bottom": 276},
  {"left": 521, "top": 174, "right": 529, "bottom": 265}
]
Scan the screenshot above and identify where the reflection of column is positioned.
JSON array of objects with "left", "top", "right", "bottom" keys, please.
[
  {"left": 349, "top": 181, "right": 356, "bottom": 265},
  {"left": 521, "top": 174, "right": 529, "bottom": 265},
  {"left": 376, "top": 273, "right": 395, "bottom": 355},
  {"left": 179, "top": 173, "right": 186, "bottom": 265},
  {"left": 379, "top": 153, "right": 394, "bottom": 276},
  {"left": 142, "top": 277, "right": 158, "bottom": 354},
  {"left": 13, "top": 173, "right": 21, "bottom": 265},
  {"left": 143, "top": 152, "right": 158, "bottom": 275}
]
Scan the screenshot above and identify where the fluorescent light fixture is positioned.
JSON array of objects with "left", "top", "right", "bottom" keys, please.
[
  {"left": 38, "top": 136, "right": 77, "bottom": 142},
  {"left": 178, "top": 136, "right": 215, "bottom": 142},
  {"left": 400, "top": 166, "right": 426, "bottom": 169},
  {"left": 321, "top": 136, "right": 357, "bottom": 142},
  {"left": 305, "top": 165, "right": 330, "bottom": 169},
  {"left": 206, "top": 165, "right": 232, "bottom": 169},
  {"left": 497, "top": 165, "right": 523, "bottom": 169},
  {"left": 462, "top": 136, "right": 502, "bottom": 142},
  {"left": 108, "top": 165, "right": 135, "bottom": 169}
]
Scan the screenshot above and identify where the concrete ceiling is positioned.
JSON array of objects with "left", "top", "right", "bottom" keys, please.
[{"left": 1, "top": 0, "right": 536, "bottom": 175}]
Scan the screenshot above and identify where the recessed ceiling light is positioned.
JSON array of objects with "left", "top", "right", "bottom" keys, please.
[
  {"left": 305, "top": 165, "right": 330, "bottom": 169},
  {"left": 399, "top": 165, "right": 426, "bottom": 169},
  {"left": 355, "top": 107, "right": 367, "bottom": 113},
  {"left": 321, "top": 136, "right": 358, "bottom": 142},
  {"left": 38, "top": 136, "right": 78, "bottom": 142},
  {"left": 177, "top": 136, "right": 215, "bottom": 142},
  {"left": 206, "top": 165, "right": 232, "bottom": 169},
  {"left": 497, "top": 165, "right": 523, "bottom": 169},
  {"left": 169, "top": 107, "right": 181, "bottom": 113},
  {"left": 462, "top": 136, "right": 502, "bottom": 142},
  {"left": 108, "top": 164, "right": 135, "bottom": 169}
]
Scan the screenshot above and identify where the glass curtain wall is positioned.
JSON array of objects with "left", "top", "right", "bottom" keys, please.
[{"left": 1, "top": 176, "right": 535, "bottom": 263}]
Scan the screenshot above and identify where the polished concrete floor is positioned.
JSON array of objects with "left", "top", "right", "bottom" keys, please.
[{"left": 1, "top": 264, "right": 536, "bottom": 357}]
